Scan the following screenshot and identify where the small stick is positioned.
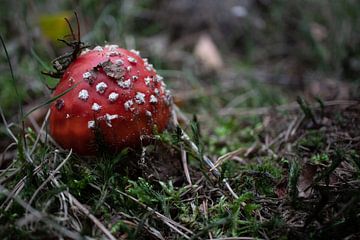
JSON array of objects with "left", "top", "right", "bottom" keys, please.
[
  {"left": 116, "top": 189, "right": 194, "bottom": 239},
  {"left": 0, "top": 184, "right": 83, "bottom": 239},
  {"left": 26, "top": 149, "right": 72, "bottom": 212},
  {"left": 212, "top": 147, "right": 246, "bottom": 170},
  {"left": 217, "top": 100, "right": 358, "bottom": 117},
  {"left": 173, "top": 106, "right": 239, "bottom": 199},
  {"left": 173, "top": 107, "right": 192, "bottom": 186},
  {"left": 0, "top": 107, "right": 18, "bottom": 144},
  {"left": 30, "top": 109, "right": 51, "bottom": 154},
  {"left": 180, "top": 143, "right": 192, "bottom": 186},
  {"left": 180, "top": 128, "right": 239, "bottom": 199},
  {"left": 50, "top": 176, "right": 117, "bottom": 240}
]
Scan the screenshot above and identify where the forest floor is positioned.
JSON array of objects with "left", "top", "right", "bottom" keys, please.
[
  {"left": 1, "top": 62, "right": 359, "bottom": 239},
  {"left": 1, "top": 1, "right": 360, "bottom": 239}
]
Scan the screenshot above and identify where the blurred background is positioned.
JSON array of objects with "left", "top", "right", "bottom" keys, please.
[
  {"left": 1, "top": 0, "right": 360, "bottom": 150},
  {"left": 2, "top": 2, "right": 360, "bottom": 238}
]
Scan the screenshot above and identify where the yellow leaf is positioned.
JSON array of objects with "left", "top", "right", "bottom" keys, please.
[{"left": 39, "top": 11, "right": 72, "bottom": 43}]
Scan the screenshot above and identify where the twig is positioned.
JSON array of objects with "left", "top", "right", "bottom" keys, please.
[
  {"left": 118, "top": 211, "right": 165, "bottom": 240},
  {"left": 284, "top": 117, "right": 298, "bottom": 141},
  {"left": 0, "top": 106, "right": 18, "bottom": 144},
  {"left": 0, "top": 142, "right": 17, "bottom": 168},
  {"left": 26, "top": 149, "right": 72, "bottom": 212},
  {"left": 50, "top": 177, "right": 117, "bottom": 240},
  {"left": 0, "top": 35, "right": 23, "bottom": 117},
  {"left": 116, "top": 189, "right": 194, "bottom": 239},
  {"left": 0, "top": 160, "right": 19, "bottom": 184},
  {"left": 181, "top": 143, "right": 192, "bottom": 186},
  {"left": 244, "top": 141, "right": 258, "bottom": 157},
  {"left": 173, "top": 105, "right": 239, "bottom": 199},
  {"left": 224, "top": 90, "right": 255, "bottom": 108},
  {"left": 68, "top": 192, "right": 116, "bottom": 240},
  {"left": 173, "top": 104, "right": 190, "bottom": 125},
  {"left": 0, "top": 184, "right": 83, "bottom": 239},
  {"left": 1, "top": 148, "right": 115, "bottom": 240},
  {"left": 30, "top": 109, "right": 51, "bottom": 155},
  {"left": 180, "top": 129, "right": 239, "bottom": 199},
  {"left": 223, "top": 179, "right": 239, "bottom": 199},
  {"left": 3, "top": 176, "right": 26, "bottom": 211},
  {"left": 217, "top": 100, "right": 358, "bottom": 117},
  {"left": 173, "top": 106, "right": 192, "bottom": 185},
  {"left": 212, "top": 147, "right": 246, "bottom": 170}
]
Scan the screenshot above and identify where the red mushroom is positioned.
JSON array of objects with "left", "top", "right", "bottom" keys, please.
[{"left": 49, "top": 45, "right": 172, "bottom": 155}]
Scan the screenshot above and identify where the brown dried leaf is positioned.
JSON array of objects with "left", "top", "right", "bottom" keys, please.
[
  {"left": 307, "top": 79, "right": 350, "bottom": 100},
  {"left": 297, "top": 164, "right": 317, "bottom": 198},
  {"left": 275, "top": 178, "right": 288, "bottom": 198},
  {"left": 100, "top": 60, "right": 126, "bottom": 80},
  {"left": 194, "top": 34, "right": 224, "bottom": 72},
  {"left": 310, "top": 22, "right": 328, "bottom": 42}
]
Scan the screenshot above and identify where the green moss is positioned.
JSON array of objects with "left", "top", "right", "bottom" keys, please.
[
  {"left": 310, "top": 153, "right": 330, "bottom": 164},
  {"left": 297, "top": 130, "right": 326, "bottom": 152}
]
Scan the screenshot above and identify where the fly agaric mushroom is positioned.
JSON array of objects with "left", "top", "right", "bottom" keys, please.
[{"left": 49, "top": 45, "right": 172, "bottom": 155}]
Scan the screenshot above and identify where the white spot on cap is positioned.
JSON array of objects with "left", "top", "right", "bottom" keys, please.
[
  {"left": 78, "top": 89, "right": 89, "bottom": 101},
  {"left": 160, "top": 80, "right": 167, "bottom": 89},
  {"left": 80, "top": 48, "right": 90, "bottom": 55},
  {"left": 106, "top": 113, "right": 118, "bottom": 120},
  {"left": 83, "top": 71, "right": 95, "bottom": 83},
  {"left": 130, "top": 49, "right": 140, "bottom": 56},
  {"left": 127, "top": 57, "right": 137, "bottom": 63},
  {"left": 124, "top": 100, "right": 134, "bottom": 111},
  {"left": 164, "top": 90, "right": 172, "bottom": 106},
  {"left": 145, "top": 63, "right": 154, "bottom": 72},
  {"left": 106, "top": 44, "right": 119, "bottom": 51},
  {"left": 127, "top": 66, "right": 132, "bottom": 72},
  {"left": 132, "top": 75, "right": 139, "bottom": 81},
  {"left": 117, "top": 79, "right": 131, "bottom": 89},
  {"left": 135, "top": 92, "right": 146, "bottom": 104},
  {"left": 88, "top": 120, "right": 95, "bottom": 129},
  {"left": 96, "top": 82, "right": 108, "bottom": 94},
  {"left": 66, "top": 114, "right": 70, "bottom": 119},
  {"left": 68, "top": 77, "right": 75, "bottom": 85},
  {"left": 93, "top": 46, "right": 103, "bottom": 52},
  {"left": 144, "top": 76, "right": 152, "bottom": 86},
  {"left": 106, "top": 51, "right": 120, "bottom": 57},
  {"left": 108, "top": 92, "right": 119, "bottom": 102},
  {"left": 104, "top": 113, "right": 118, "bottom": 127},
  {"left": 149, "top": 95, "right": 158, "bottom": 104},
  {"left": 154, "top": 88, "right": 160, "bottom": 96},
  {"left": 155, "top": 74, "right": 163, "bottom": 82},
  {"left": 145, "top": 110, "right": 152, "bottom": 117},
  {"left": 92, "top": 103, "right": 102, "bottom": 112},
  {"left": 115, "top": 59, "right": 124, "bottom": 65}
]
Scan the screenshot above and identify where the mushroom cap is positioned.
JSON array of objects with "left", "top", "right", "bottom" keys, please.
[{"left": 49, "top": 45, "right": 172, "bottom": 155}]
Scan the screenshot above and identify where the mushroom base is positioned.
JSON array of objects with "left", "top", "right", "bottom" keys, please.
[{"left": 49, "top": 110, "right": 170, "bottom": 156}]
